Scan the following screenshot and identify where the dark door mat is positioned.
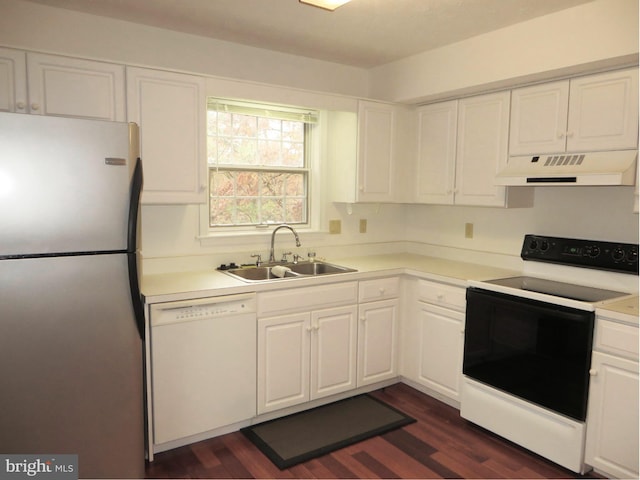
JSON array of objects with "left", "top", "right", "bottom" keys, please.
[{"left": 241, "top": 393, "right": 416, "bottom": 469}]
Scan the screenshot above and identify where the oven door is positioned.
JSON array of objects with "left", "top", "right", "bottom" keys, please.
[{"left": 463, "top": 287, "right": 595, "bottom": 421}]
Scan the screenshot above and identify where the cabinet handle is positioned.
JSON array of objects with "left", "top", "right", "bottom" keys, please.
[
  {"left": 589, "top": 368, "right": 598, "bottom": 376},
  {"left": 557, "top": 131, "right": 565, "bottom": 139},
  {"left": 30, "top": 102, "right": 40, "bottom": 111},
  {"left": 379, "top": 287, "right": 386, "bottom": 295},
  {"left": 436, "top": 293, "right": 444, "bottom": 301},
  {"left": 359, "top": 316, "right": 366, "bottom": 322},
  {"left": 566, "top": 131, "right": 574, "bottom": 138},
  {"left": 199, "top": 185, "right": 207, "bottom": 192},
  {"left": 16, "top": 101, "right": 26, "bottom": 111}
]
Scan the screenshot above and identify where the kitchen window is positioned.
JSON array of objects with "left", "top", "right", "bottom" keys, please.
[{"left": 206, "top": 98, "right": 318, "bottom": 228}]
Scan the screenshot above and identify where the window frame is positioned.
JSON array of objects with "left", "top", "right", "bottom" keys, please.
[{"left": 199, "top": 98, "right": 322, "bottom": 237}]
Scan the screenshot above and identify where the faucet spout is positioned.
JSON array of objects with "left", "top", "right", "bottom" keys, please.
[{"left": 269, "top": 224, "right": 301, "bottom": 263}]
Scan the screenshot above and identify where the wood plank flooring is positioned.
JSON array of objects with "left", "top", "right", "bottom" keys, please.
[{"left": 146, "top": 383, "right": 604, "bottom": 479}]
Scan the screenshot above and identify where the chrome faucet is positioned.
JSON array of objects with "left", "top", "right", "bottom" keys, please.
[{"left": 269, "top": 224, "right": 301, "bottom": 263}]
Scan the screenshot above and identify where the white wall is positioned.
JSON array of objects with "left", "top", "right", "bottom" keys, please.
[
  {"left": 370, "top": 0, "right": 639, "bottom": 103},
  {"left": 0, "top": 0, "right": 369, "bottom": 98},
  {"left": 405, "top": 187, "right": 639, "bottom": 259}
]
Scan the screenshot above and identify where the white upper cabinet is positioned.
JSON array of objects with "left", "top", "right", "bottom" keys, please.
[
  {"left": 0, "top": 48, "right": 125, "bottom": 121},
  {"left": 455, "top": 92, "right": 512, "bottom": 206},
  {"left": 509, "top": 80, "right": 569, "bottom": 155},
  {"left": 356, "top": 100, "right": 396, "bottom": 202},
  {"left": 415, "top": 91, "right": 531, "bottom": 207},
  {"left": 0, "top": 47, "right": 27, "bottom": 113},
  {"left": 329, "top": 100, "right": 411, "bottom": 203},
  {"left": 510, "top": 68, "right": 639, "bottom": 155},
  {"left": 415, "top": 100, "right": 457, "bottom": 204},
  {"left": 126, "top": 67, "right": 206, "bottom": 204}
]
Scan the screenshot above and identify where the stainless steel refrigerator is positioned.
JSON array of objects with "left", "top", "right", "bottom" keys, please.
[{"left": 0, "top": 112, "right": 145, "bottom": 478}]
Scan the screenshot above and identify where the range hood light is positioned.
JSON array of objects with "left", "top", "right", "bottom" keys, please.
[{"left": 299, "top": 0, "right": 351, "bottom": 11}]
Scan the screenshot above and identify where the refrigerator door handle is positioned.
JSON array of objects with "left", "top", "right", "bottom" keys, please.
[{"left": 128, "top": 157, "right": 144, "bottom": 340}]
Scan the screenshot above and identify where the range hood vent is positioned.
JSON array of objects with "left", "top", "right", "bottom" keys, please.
[{"left": 496, "top": 150, "right": 637, "bottom": 186}]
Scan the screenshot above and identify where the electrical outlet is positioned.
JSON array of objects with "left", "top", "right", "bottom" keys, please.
[
  {"left": 359, "top": 219, "right": 367, "bottom": 233},
  {"left": 329, "top": 219, "right": 341, "bottom": 234},
  {"left": 465, "top": 222, "right": 474, "bottom": 239}
]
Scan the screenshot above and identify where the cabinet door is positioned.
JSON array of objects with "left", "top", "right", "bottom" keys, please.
[
  {"left": 257, "top": 312, "right": 310, "bottom": 414},
  {"left": 585, "top": 351, "right": 639, "bottom": 479},
  {"left": 126, "top": 67, "right": 206, "bottom": 204},
  {"left": 509, "top": 80, "right": 569, "bottom": 155},
  {"left": 417, "top": 302, "right": 465, "bottom": 402},
  {"left": 356, "top": 100, "right": 395, "bottom": 202},
  {"left": 0, "top": 47, "right": 27, "bottom": 113},
  {"left": 415, "top": 101, "right": 457, "bottom": 204},
  {"left": 455, "top": 91, "right": 510, "bottom": 207},
  {"left": 26, "top": 53, "right": 125, "bottom": 121},
  {"left": 357, "top": 298, "right": 398, "bottom": 386},
  {"left": 567, "top": 68, "right": 639, "bottom": 152},
  {"left": 310, "top": 305, "right": 357, "bottom": 400}
]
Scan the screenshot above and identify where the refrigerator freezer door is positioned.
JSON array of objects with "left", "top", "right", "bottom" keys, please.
[
  {"left": 0, "top": 112, "right": 135, "bottom": 256},
  {"left": 0, "top": 254, "right": 145, "bottom": 478}
]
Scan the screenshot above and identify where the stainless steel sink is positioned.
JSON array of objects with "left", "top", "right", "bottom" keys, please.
[
  {"left": 288, "top": 261, "right": 355, "bottom": 275},
  {"left": 222, "top": 261, "right": 356, "bottom": 282}
]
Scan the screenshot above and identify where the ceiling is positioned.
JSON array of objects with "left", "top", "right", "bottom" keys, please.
[{"left": 25, "top": 0, "right": 595, "bottom": 68}]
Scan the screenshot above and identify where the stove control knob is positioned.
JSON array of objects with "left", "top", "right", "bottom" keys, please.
[
  {"left": 540, "top": 241, "right": 549, "bottom": 252},
  {"left": 589, "top": 246, "right": 601, "bottom": 258},
  {"left": 529, "top": 239, "right": 538, "bottom": 250},
  {"left": 612, "top": 246, "right": 625, "bottom": 262},
  {"left": 627, "top": 248, "right": 638, "bottom": 263}
]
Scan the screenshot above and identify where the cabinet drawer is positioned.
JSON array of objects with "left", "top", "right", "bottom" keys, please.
[
  {"left": 417, "top": 279, "right": 466, "bottom": 311},
  {"left": 258, "top": 281, "right": 358, "bottom": 317},
  {"left": 358, "top": 277, "right": 400, "bottom": 302},
  {"left": 594, "top": 319, "right": 639, "bottom": 360}
]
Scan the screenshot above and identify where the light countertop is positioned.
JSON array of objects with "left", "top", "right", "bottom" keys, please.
[
  {"left": 142, "top": 253, "right": 520, "bottom": 304},
  {"left": 598, "top": 295, "right": 639, "bottom": 324}
]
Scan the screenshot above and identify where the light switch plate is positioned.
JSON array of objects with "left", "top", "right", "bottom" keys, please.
[{"left": 329, "top": 219, "right": 341, "bottom": 234}]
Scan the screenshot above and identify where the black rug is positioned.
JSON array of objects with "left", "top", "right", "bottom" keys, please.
[{"left": 241, "top": 394, "right": 416, "bottom": 469}]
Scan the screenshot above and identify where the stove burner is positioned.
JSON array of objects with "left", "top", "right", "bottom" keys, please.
[{"left": 485, "top": 276, "right": 627, "bottom": 302}]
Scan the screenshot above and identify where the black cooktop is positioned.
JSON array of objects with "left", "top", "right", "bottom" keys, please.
[{"left": 485, "top": 276, "right": 627, "bottom": 302}]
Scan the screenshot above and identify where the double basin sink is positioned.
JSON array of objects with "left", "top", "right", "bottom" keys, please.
[{"left": 223, "top": 260, "right": 357, "bottom": 282}]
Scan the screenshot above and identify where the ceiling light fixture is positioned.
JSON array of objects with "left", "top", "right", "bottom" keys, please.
[{"left": 299, "top": 0, "right": 351, "bottom": 11}]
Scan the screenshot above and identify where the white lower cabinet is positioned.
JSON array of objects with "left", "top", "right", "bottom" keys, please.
[
  {"left": 257, "top": 282, "right": 358, "bottom": 414},
  {"left": 585, "top": 315, "right": 639, "bottom": 478},
  {"left": 357, "top": 277, "right": 400, "bottom": 386},
  {"left": 403, "top": 278, "right": 466, "bottom": 404},
  {"left": 257, "top": 278, "right": 401, "bottom": 415}
]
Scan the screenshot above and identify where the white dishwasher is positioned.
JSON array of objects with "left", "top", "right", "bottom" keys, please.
[{"left": 150, "top": 293, "right": 257, "bottom": 447}]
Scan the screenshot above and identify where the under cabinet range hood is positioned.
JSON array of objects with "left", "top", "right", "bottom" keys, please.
[{"left": 495, "top": 150, "right": 638, "bottom": 186}]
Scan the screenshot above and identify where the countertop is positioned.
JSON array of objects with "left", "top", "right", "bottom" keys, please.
[
  {"left": 142, "top": 253, "right": 520, "bottom": 304},
  {"left": 597, "top": 295, "right": 639, "bottom": 324}
]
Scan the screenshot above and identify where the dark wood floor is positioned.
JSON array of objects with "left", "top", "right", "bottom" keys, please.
[{"left": 146, "top": 383, "right": 604, "bottom": 479}]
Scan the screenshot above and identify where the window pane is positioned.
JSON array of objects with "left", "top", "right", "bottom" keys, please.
[
  {"left": 236, "top": 171, "right": 259, "bottom": 196},
  {"left": 258, "top": 140, "right": 282, "bottom": 166},
  {"left": 283, "top": 121, "right": 304, "bottom": 142},
  {"left": 282, "top": 142, "right": 304, "bottom": 167},
  {"left": 261, "top": 173, "right": 285, "bottom": 196},
  {"left": 211, "top": 171, "right": 235, "bottom": 195},
  {"left": 233, "top": 114, "right": 257, "bottom": 138},
  {"left": 285, "top": 173, "right": 305, "bottom": 196},
  {"left": 262, "top": 198, "right": 285, "bottom": 224},
  {"left": 285, "top": 198, "right": 305, "bottom": 223},
  {"left": 210, "top": 197, "right": 234, "bottom": 225},
  {"left": 236, "top": 198, "right": 259, "bottom": 225}
]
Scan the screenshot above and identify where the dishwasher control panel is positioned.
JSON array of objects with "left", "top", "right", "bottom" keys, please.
[{"left": 151, "top": 293, "right": 256, "bottom": 326}]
